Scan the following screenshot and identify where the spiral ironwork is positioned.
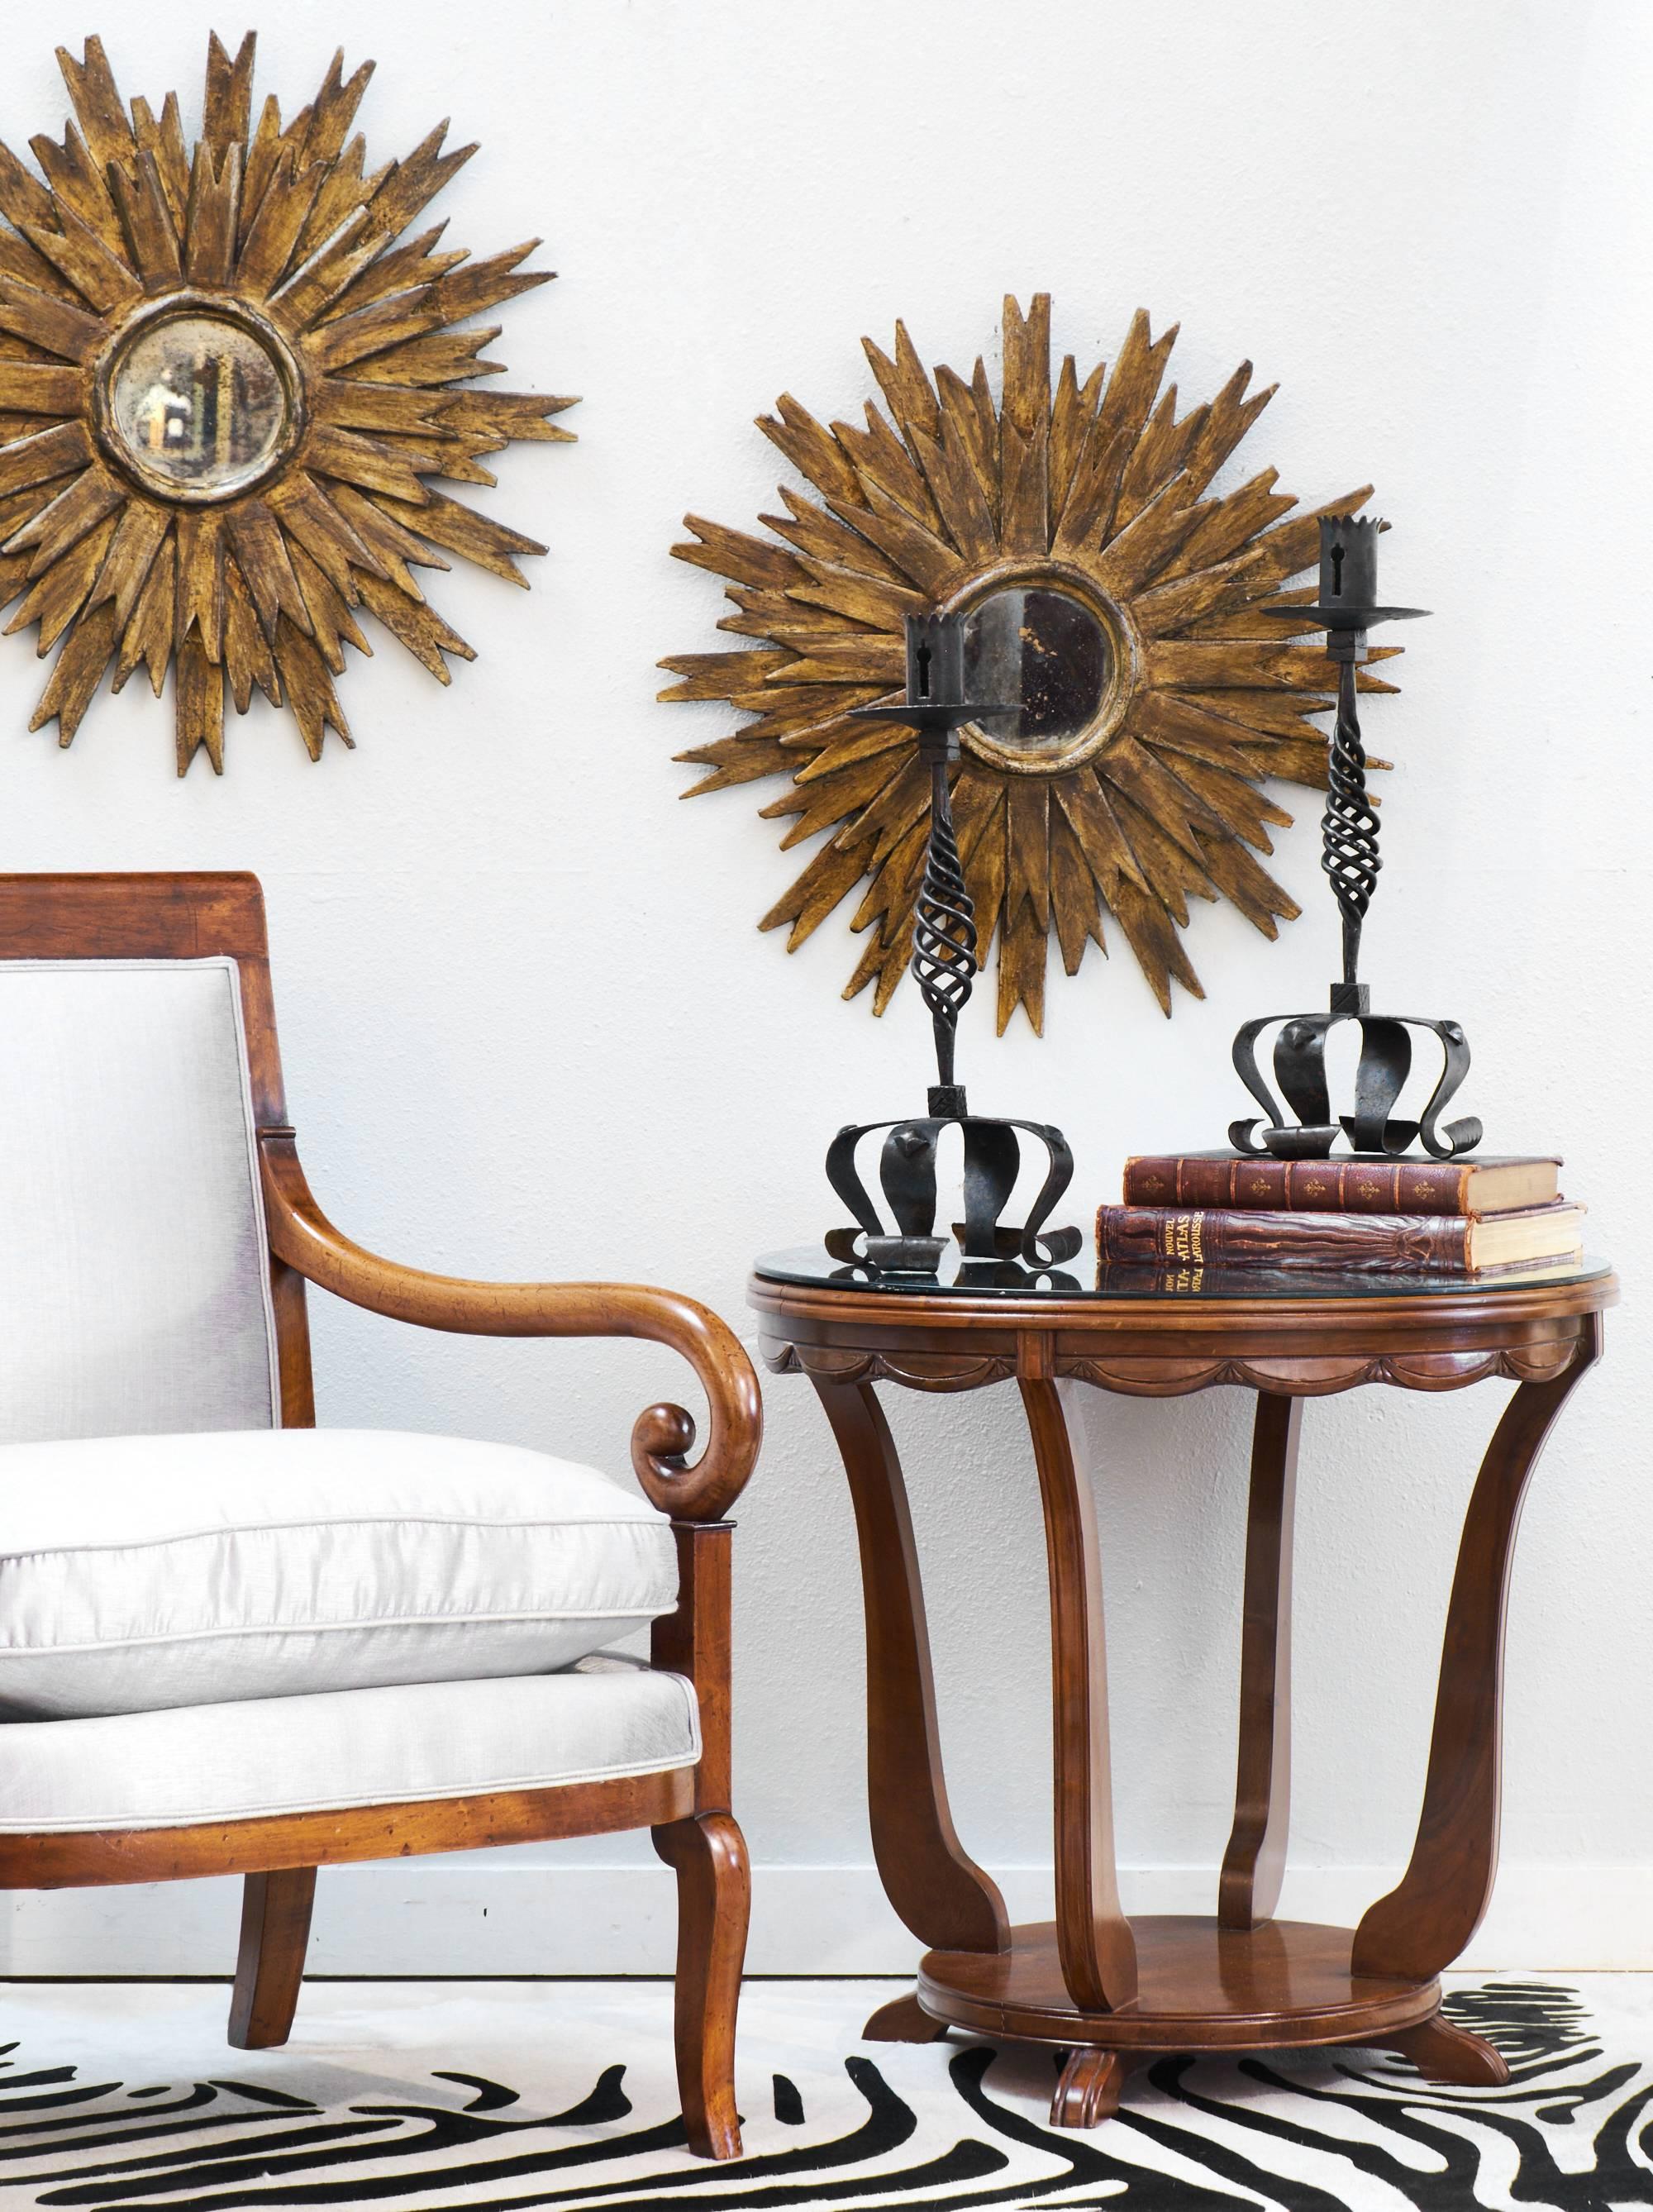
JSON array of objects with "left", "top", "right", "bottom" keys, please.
[
  {"left": 911, "top": 761, "right": 979, "bottom": 1087},
  {"left": 1226, "top": 532, "right": 1479, "bottom": 1161},
  {"left": 1321, "top": 660, "right": 1382, "bottom": 985}
]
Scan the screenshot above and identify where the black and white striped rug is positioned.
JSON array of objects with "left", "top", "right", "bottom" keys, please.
[{"left": 0, "top": 1975, "right": 1646, "bottom": 2208}]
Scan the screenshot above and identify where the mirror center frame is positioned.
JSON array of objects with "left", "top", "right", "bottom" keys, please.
[
  {"left": 91, "top": 289, "right": 308, "bottom": 508},
  {"left": 946, "top": 559, "right": 1140, "bottom": 778}
]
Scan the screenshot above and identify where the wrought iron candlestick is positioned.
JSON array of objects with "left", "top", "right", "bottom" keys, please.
[
  {"left": 1229, "top": 517, "right": 1483, "bottom": 1160},
  {"left": 883, "top": 611, "right": 977, "bottom": 1118},
  {"left": 823, "top": 613, "right": 1082, "bottom": 1275}
]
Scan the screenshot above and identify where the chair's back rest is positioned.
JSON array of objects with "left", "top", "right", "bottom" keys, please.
[{"left": 0, "top": 876, "right": 293, "bottom": 1444}]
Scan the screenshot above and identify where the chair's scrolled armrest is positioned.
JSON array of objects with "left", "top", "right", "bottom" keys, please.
[{"left": 260, "top": 1131, "right": 762, "bottom": 1519}]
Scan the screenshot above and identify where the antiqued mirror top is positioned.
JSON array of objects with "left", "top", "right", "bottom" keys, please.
[{"left": 753, "top": 1243, "right": 1616, "bottom": 1303}]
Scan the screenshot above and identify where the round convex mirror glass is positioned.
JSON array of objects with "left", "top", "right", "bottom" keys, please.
[
  {"left": 964, "top": 586, "right": 1112, "bottom": 756},
  {"left": 105, "top": 315, "right": 292, "bottom": 498}
]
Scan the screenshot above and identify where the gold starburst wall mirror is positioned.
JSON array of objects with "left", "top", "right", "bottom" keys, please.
[
  {"left": 0, "top": 34, "right": 574, "bottom": 772},
  {"left": 663, "top": 294, "right": 1400, "bottom": 1027}
]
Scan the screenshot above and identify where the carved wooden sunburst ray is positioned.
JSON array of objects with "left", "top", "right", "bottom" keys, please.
[
  {"left": 0, "top": 33, "right": 574, "bottom": 772},
  {"left": 663, "top": 293, "right": 1398, "bottom": 1026}
]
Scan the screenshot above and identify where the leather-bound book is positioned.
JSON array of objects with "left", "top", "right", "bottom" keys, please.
[
  {"left": 1096, "top": 1201, "right": 1586, "bottom": 1274},
  {"left": 1121, "top": 1152, "right": 1560, "bottom": 1217}
]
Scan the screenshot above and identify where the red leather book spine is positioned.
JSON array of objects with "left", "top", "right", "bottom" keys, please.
[
  {"left": 1121, "top": 1157, "right": 1471, "bottom": 1213},
  {"left": 1096, "top": 1206, "right": 1470, "bottom": 1271},
  {"left": 1122, "top": 1156, "right": 1250, "bottom": 1206}
]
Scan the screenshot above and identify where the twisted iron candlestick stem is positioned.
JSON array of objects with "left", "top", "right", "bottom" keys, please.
[
  {"left": 1322, "top": 655, "right": 1382, "bottom": 989},
  {"left": 911, "top": 756, "right": 978, "bottom": 1089}
]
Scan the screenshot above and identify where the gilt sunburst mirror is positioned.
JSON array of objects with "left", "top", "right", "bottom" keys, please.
[
  {"left": 0, "top": 33, "right": 573, "bottom": 773},
  {"left": 663, "top": 293, "right": 1399, "bottom": 1027}
]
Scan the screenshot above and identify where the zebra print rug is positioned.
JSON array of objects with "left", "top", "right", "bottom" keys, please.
[{"left": 0, "top": 1974, "right": 1646, "bottom": 2208}]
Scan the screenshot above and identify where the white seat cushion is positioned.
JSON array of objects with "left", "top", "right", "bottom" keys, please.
[
  {"left": 0, "top": 1429, "right": 678, "bottom": 1719},
  {"left": 0, "top": 1661, "right": 700, "bottom": 1831}
]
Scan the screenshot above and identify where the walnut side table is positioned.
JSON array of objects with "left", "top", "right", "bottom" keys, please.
[{"left": 750, "top": 1247, "right": 1617, "bottom": 2130}]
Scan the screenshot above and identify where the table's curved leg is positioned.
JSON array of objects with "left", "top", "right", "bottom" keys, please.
[
  {"left": 1020, "top": 1377, "right": 1138, "bottom": 2013},
  {"left": 1352, "top": 1317, "right": 1601, "bottom": 1982},
  {"left": 1219, "top": 1392, "right": 1302, "bottom": 1930},
  {"left": 863, "top": 1992, "right": 949, "bottom": 2043},
  {"left": 811, "top": 1378, "right": 1010, "bottom": 1959},
  {"left": 1383, "top": 2012, "right": 1510, "bottom": 2087},
  {"left": 1052, "top": 2047, "right": 1128, "bottom": 2127}
]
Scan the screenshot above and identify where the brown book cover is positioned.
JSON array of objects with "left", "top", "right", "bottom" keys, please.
[
  {"left": 1120, "top": 1151, "right": 1560, "bottom": 1218},
  {"left": 1096, "top": 1202, "right": 1585, "bottom": 1275}
]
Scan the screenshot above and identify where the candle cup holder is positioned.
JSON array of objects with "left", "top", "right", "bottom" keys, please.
[
  {"left": 1227, "top": 516, "right": 1482, "bottom": 1162},
  {"left": 822, "top": 613, "right": 1084, "bottom": 1275}
]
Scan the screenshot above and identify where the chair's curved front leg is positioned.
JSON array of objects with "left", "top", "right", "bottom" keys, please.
[{"left": 652, "top": 1810, "right": 750, "bottom": 2160}]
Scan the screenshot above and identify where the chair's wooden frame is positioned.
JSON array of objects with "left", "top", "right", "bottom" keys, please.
[{"left": 0, "top": 871, "right": 764, "bottom": 2161}]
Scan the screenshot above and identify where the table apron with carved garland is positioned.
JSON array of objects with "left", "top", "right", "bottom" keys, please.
[{"left": 749, "top": 1257, "right": 1617, "bottom": 2131}]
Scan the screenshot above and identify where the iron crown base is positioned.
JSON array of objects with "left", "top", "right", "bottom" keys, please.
[
  {"left": 825, "top": 1108, "right": 1083, "bottom": 1277},
  {"left": 1230, "top": 995, "right": 1483, "bottom": 1162}
]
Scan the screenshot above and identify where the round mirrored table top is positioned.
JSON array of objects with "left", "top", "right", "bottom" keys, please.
[{"left": 753, "top": 1243, "right": 1615, "bottom": 1303}]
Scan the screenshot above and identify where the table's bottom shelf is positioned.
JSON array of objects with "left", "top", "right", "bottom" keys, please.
[
  {"left": 903, "top": 1914, "right": 1498, "bottom": 2129},
  {"left": 916, "top": 1915, "right": 1439, "bottom": 2052}
]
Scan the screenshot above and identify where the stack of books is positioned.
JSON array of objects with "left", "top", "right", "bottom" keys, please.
[{"left": 1098, "top": 1153, "right": 1585, "bottom": 1276}]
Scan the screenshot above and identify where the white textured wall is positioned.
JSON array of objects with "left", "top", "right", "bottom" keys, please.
[{"left": 1, "top": 0, "right": 1647, "bottom": 1976}]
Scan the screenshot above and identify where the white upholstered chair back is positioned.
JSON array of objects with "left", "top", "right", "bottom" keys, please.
[{"left": 0, "top": 959, "right": 280, "bottom": 1445}]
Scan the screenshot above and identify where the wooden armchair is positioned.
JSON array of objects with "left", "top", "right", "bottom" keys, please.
[{"left": 0, "top": 872, "right": 762, "bottom": 2161}]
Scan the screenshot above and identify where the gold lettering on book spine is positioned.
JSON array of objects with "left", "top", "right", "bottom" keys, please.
[{"left": 1165, "top": 1213, "right": 1204, "bottom": 1264}]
